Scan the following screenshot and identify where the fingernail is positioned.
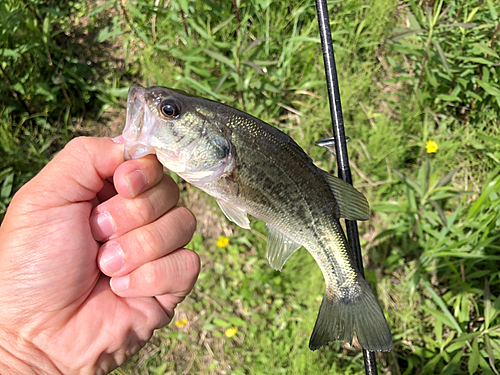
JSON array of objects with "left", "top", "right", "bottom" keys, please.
[
  {"left": 111, "top": 275, "right": 129, "bottom": 292},
  {"left": 100, "top": 243, "right": 125, "bottom": 274},
  {"left": 111, "top": 135, "right": 125, "bottom": 144},
  {"left": 90, "top": 212, "right": 117, "bottom": 241},
  {"left": 126, "top": 170, "right": 148, "bottom": 198}
]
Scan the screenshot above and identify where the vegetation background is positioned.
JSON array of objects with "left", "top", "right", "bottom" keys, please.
[{"left": 1, "top": 0, "right": 500, "bottom": 373}]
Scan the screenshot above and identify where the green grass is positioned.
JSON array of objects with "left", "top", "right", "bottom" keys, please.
[{"left": 2, "top": 0, "right": 500, "bottom": 374}]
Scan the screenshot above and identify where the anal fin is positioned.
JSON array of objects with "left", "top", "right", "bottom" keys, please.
[{"left": 266, "top": 225, "right": 301, "bottom": 271}]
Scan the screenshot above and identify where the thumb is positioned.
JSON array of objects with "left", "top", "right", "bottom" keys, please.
[{"left": 18, "top": 137, "right": 125, "bottom": 207}]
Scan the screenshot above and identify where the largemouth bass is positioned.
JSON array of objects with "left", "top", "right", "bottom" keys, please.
[{"left": 122, "top": 84, "right": 392, "bottom": 352}]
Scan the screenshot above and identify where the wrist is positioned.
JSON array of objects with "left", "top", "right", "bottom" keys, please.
[{"left": 0, "top": 329, "right": 63, "bottom": 375}]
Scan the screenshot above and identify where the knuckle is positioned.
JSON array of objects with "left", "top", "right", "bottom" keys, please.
[
  {"left": 133, "top": 194, "right": 156, "bottom": 224},
  {"left": 65, "top": 137, "right": 86, "bottom": 151},
  {"left": 64, "top": 137, "right": 94, "bottom": 162},
  {"left": 138, "top": 226, "right": 159, "bottom": 256},
  {"left": 162, "top": 176, "right": 180, "bottom": 203},
  {"left": 183, "top": 250, "right": 201, "bottom": 277},
  {"left": 137, "top": 263, "right": 160, "bottom": 289},
  {"left": 176, "top": 250, "right": 200, "bottom": 294},
  {"left": 173, "top": 207, "right": 197, "bottom": 235}
]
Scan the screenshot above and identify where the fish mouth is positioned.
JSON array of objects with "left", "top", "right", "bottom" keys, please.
[{"left": 123, "top": 84, "right": 157, "bottom": 160}]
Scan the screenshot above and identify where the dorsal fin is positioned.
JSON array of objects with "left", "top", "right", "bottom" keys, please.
[{"left": 321, "top": 171, "right": 370, "bottom": 221}]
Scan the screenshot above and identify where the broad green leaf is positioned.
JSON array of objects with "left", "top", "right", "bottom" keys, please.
[
  {"left": 435, "top": 319, "right": 443, "bottom": 346},
  {"left": 459, "top": 57, "right": 494, "bottom": 66},
  {"left": 485, "top": 280, "right": 492, "bottom": 329},
  {"left": 243, "top": 61, "right": 264, "bottom": 75},
  {"left": 448, "top": 331, "right": 481, "bottom": 352},
  {"left": 466, "top": 7, "right": 480, "bottom": 22},
  {"left": 487, "top": 0, "right": 498, "bottom": 20},
  {"left": 0, "top": 168, "right": 14, "bottom": 183},
  {"left": 468, "top": 339, "right": 479, "bottom": 375},
  {"left": 393, "top": 169, "right": 423, "bottom": 197},
  {"left": 487, "top": 294, "right": 500, "bottom": 330},
  {"left": 0, "top": 173, "right": 14, "bottom": 199},
  {"left": 242, "top": 38, "right": 266, "bottom": 54},
  {"left": 422, "top": 306, "right": 457, "bottom": 331},
  {"left": 157, "top": 47, "right": 207, "bottom": 62},
  {"left": 40, "top": 7, "right": 65, "bottom": 16},
  {"left": 425, "top": 66, "right": 439, "bottom": 88},
  {"left": 212, "top": 15, "right": 235, "bottom": 34},
  {"left": 107, "top": 87, "right": 129, "bottom": 98},
  {"left": 440, "top": 23, "right": 477, "bottom": 28},
  {"left": 437, "top": 94, "right": 460, "bottom": 102},
  {"left": 152, "top": 363, "right": 168, "bottom": 375},
  {"left": 467, "top": 180, "right": 498, "bottom": 219},
  {"left": 87, "top": 1, "right": 114, "bottom": 17},
  {"left": 0, "top": 48, "right": 21, "bottom": 58},
  {"left": 433, "top": 41, "right": 450, "bottom": 75},
  {"left": 212, "top": 318, "right": 230, "bottom": 328},
  {"left": 466, "top": 90, "right": 483, "bottom": 101},
  {"left": 484, "top": 335, "right": 500, "bottom": 375},
  {"left": 436, "top": 169, "right": 458, "bottom": 188},
  {"left": 178, "top": 0, "right": 189, "bottom": 14},
  {"left": 188, "top": 64, "right": 212, "bottom": 78},
  {"left": 372, "top": 202, "right": 409, "bottom": 213},
  {"left": 460, "top": 294, "right": 469, "bottom": 323},
  {"left": 477, "top": 79, "right": 500, "bottom": 98},
  {"left": 96, "top": 26, "right": 125, "bottom": 43},
  {"left": 432, "top": 0, "right": 444, "bottom": 25},
  {"left": 472, "top": 43, "right": 500, "bottom": 58},
  {"left": 478, "top": 353, "right": 494, "bottom": 373},
  {"left": 226, "top": 316, "right": 246, "bottom": 327},
  {"left": 444, "top": 331, "right": 457, "bottom": 347},
  {"left": 186, "top": 19, "right": 210, "bottom": 39},
  {"left": 442, "top": 350, "right": 464, "bottom": 375},
  {"left": 287, "top": 36, "right": 321, "bottom": 43},
  {"left": 422, "top": 280, "right": 463, "bottom": 334},
  {"left": 490, "top": 338, "right": 500, "bottom": 356},
  {"left": 126, "top": 3, "right": 146, "bottom": 22},
  {"left": 390, "top": 27, "right": 425, "bottom": 41},
  {"left": 476, "top": 132, "right": 500, "bottom": 145},
  {"left": 203, "top": 49, "right": 236, "bottom": 71},
  {"left": 408, "top": 0, "right": 424, "bottom": 27},
  {"left": 421, "top": 353, "right": 444, "bottom": 372},
  {"left": 178, "top": 76, "right": 232, "bottom": 102},
  {"left": 42, "top": 17, "right": 50, "bottom": 44}
]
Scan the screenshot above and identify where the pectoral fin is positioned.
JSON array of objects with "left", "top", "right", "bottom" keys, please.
[
  {"left": 321, "top": 171, "right": 370, "bottom": 221},
  {"left": 266, "top": 225, "right": 302, "bottom": 271},
  {"left": 216, "top": 200, "right": 251, "bottom": 229}
]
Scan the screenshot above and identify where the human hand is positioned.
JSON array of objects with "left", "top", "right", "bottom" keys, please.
[{"left": 0, "top": 137, "right": 199, "bottom": 374}]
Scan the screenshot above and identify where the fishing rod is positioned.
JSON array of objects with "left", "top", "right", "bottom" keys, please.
[{"left": 314, "top": 1, "right": 380, "bottom": 374}]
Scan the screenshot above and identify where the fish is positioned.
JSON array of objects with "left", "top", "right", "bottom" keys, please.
[{"left": 122, "top": 84, "right": 393, "bottom": 352}]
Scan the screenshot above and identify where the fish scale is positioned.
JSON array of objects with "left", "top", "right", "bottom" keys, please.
[{"left": 122, "top": 84, "right": 392, "bottom": 352}]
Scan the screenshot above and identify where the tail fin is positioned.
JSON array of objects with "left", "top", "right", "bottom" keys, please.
[{"left": 309, "top": 276, "right": 392, "bottom": 352}]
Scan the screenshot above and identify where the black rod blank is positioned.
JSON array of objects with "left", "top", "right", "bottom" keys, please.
[{"left": 313, "top": 0, "right": 378, "bottom": 374}]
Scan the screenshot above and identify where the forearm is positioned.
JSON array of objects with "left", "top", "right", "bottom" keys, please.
[{"left": 0, "top": 331, "right": 63, "bottom": 375}]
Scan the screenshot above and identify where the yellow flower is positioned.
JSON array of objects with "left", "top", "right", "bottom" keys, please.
[
  {"left": 426, "top": 140, "right": 439, "bottom": 154},
  {"left": 225, "top": 327, "right": 238, "bottom": 338},
  {"left": 174, "top": 318, "right": 188, "bottom": 328},
  {"left": 216, "top": 236, "right": 229, "bottom": 248}
]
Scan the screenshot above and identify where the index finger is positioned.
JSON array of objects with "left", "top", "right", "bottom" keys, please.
[{"left": 16, "top": 137, "right": 125, "bottom": 208}]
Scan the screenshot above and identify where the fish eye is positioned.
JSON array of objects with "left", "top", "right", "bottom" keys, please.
[{"left": 159, "top": 98, "right": 181, "bottom": 118}]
